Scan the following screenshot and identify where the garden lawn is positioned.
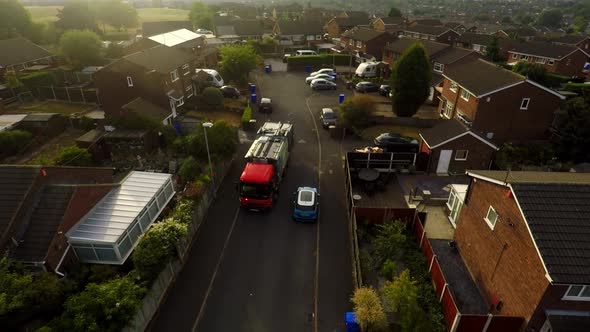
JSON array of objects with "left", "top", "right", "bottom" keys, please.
[
  {"left": 25, "top": 128, "right": 86, "bottom": 165},
  {"left": 137, "top": 8, "right": 189, "bottom": 23},
  {"left": 185, "top": 110, "right": 242, "bottom": 128},
  {"left": 6, "top": 101, "right": 95, "bottom": 115},
  {"left": 361, "top": 125, "right": 421, "bottom": 141}
]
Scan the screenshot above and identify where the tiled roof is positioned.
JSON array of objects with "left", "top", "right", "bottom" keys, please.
[
  {"left": 122, "top": 97, "right": 171, "bottom": 122},
  {"left": 410, "top": 18, "right": 443, "bottom": 26},
  {"left": 433, "top": 47, "right": 475, "bottom": 64},
  {"left": 11, "top": 186, "right": 74, "bottom": 262},
  {"left": 444, "top": 58, "right": 524, "bottom": 96},
  {"left": 0, "top": 37, "right": 53, "bottom": 67},
  {"left": 420, "top": 119, "right": 497, "bottom": 149},
  {"left": 457, "top": 32, "right": 492, "bottom": 45},
  {"left": 333, "top": 16, "right": 369, "bottom": 28},
  {"left": 232, "top": 19, "right": 264, "bottom": 36},
  {"left": 500, "top": 26, "right": 537, "bottom": 37},
  {"left": 506, "top": 41, "right": 581, "bottom": 59},
  {"left": 0, "top": 166, "right": 40, "bottom": 238},
  {"left": 547, "top": 314, "right": 590, "bottom": 331},
  {"left": 444, "top": 22, "right": 464, "bottom": 29},
  {"left": 385, "top": 38, "right": 449, "bottom": 56},
  {"left": 142, "top": 21, "right": 192, "bottom": 37},
  {"left": 22, "top": 113, "right": 60, "bottom": 122},
  {"left": 277, "top": 19, "right": 324, "bottom": 35},
  {"left": 341, "top": 27, "right": 385, "bottom": 42},
  {"left": 216, "top": 25, "right": 237, "bottom": 36},
  {"left": 379, "top": 17, "right": 405, "bottom": 25},
  {"left": 551, "top": 34, "right": 588, "bottom": 45},
  {"left": 405, "top": 25, "right": 451, "bottom": 36},
  {"left": 123, "top": 45, "right": 195, "bottom": 74}
]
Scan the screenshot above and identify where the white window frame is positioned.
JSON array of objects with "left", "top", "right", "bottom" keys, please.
[
  {"left": 434, "top": 62, "right": 444, "bottom": 73},
  {"left": 182, "top": 64, "right": 190, "bottom": 75},
  {"left": 455, "top": 150, "right": 468, "bottom": 161},
  {"left": 173, "top": 96, "right": 184, "bottom": 107},
  {"left": 170, "top": 69, "right": 179, "bottom": 82},
  {"left": 126, "top": 76, "right": 133, "bottom": 87},
  {"left": 444, "top": 101, "right": 454, "bottom": 118},
  {"left": 484, "top": 205, "right": 498, "bottom": 229},
  {"left": 460, "top": 89, "right": 470, "bottom": 101},
  {"left": 520, "top": 98, "right": 530, "bottom": 110},
  {"left": 185, "top": 85, "right": 193, "bottom": 98},
  {"left": 535, "top": 57, "right": 546, "bottom": 64},
  {"left": 548, "top": 59, "right": 555, "bottom": 65},
  {"left": 512, "top": 53, "right": 518, "bottom": 59},
  {"left": 563, "top": 285, "right": 590, "bottom": 301},
  {"left": 449, "top": 82, "right": 458, "bottom": 93}
]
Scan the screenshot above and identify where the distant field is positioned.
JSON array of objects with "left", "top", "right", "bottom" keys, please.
[{"left": 26, "top": 6, "right": 189, "bottom": 24}]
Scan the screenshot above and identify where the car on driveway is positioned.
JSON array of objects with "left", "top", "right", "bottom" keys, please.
[
  {"left": 355, "top": 81, "right": 380, "bottom": 93},
  {"left": 310, "top": 68, "right": 335, "bottom": 77},
  {"left": 305, "top": 74, "right": 336, "bottom": 84},
  {"left": 220, "top": 85, "right": 240, "bottom": 98},
  {"left": 310, "top": 79, "right": 337, "bottom": 90},
  {"left": 320, "top": 108, "right": 337, "bottom": 128},
  {"left": 292, "top": 187, "right": 319, "bottom": 222},
  {"left": 196, "top": 28, "right": 213, "bottom": 34},
  {"left": 259, "top": 98, "right": 272, "bottom": 113},
  {"left": 379, "top": 84, "right": 391, "bottom": 96},
  {"left": 374, "top": 133, "right": 419, "bottom": 153}
]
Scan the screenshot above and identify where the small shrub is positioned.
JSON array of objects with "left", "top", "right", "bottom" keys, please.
[
  {"left": 54, "top": 146, "right": 93, "bottom": 166},
  {"left": 380, "top": 259, "right": 398, "bottom": 279},
  {"left": 351, "top": 287, "right": 388, "bottom": 332},
  {"left": 170, "top": 199, "right": 194, "bottom": 224},
  {"left": 183, "top": 180, "right": 207, "bottom": 201},
  {"left": 372, "top": 220, "right": 406, "bottom": 265},
  {"left": 179, "top": 156, "right": 200, "bottom": 183},
  {"left": 202, "top": 87, "right": 224, "bottom": 107},
  {"left": 0, "top": 130, "right": 33, "bottom": 157},
  {"left": 337, "top": 95, "right": 375, "bottom": 134},
  {"left": 241, "top": 106, "right": 252, "bottom": 126},
  {"left": 78, "top": 116, "right": 96, "bottom": 131}
]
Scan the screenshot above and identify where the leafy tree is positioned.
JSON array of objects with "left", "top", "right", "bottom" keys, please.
[
  {"left": 501, "top": 16, "right": 513, "bottom": 24},
  {"left": 170, "top": 199, "right": 195, "bottom": 225},
  {"left": 54, "top": 146, "right": 93, "bottom": 166},
  {"left": 390, "top": 43, "right": 431, "bottom": 117},
  {"left": 202, "top": 86, "right": 224, "bottom": 107},
  {"left": 60, "top": 30, "right": 103, "bottom": 68},
  {"left": 381, "top": 270, "right": 419, "bottom": 331},
  {"left": 513, "top": 61, "right": 549, "bottom": 85},
  {"left": 0, "top": 130, "right": 32, "bottom": 157},
  {"left": 104, "top": 43, "right": 124, "bottom": 58},
  {"left": 351, "top": 287, "right": 388, "bottom": 332},
  {"left": 56, "top": 1, "right": 97, "bottom": 31},
  {"left": 388, "top": 7, "right": 402, "bottom": 18},
  {"left": 25, "top": 21, "right": 59, "bottom": 45},
  {"left": 54, "top": 276, "right": 145, "bottom": 332},
  {"left": 554, "top": 97, "right": 590, "bottom": 162},
  {"left": 537, "top": 8, "right": 563, "bottom": 28},
  {"left": 515, "top": 12, "right": 534, "bottom": 25},
  {"left": 95, "top": 0, "right": 138, "bottom": 32},
  {"left": 372, "top": 221, "right": 406, "bottom": 265},
  {"left": 179, "top": 156, "right": 200, "bottom": 183},
  {"left": 218, "top": 44, "right": 258, "bottom": 85},
  {"left": 189, "top": 2, "right": 213, "bottom": 30},
  {"left": 380, "top": 259, "right": 397, "bottom": 279},
  {"left": 337, "top": 95, "right": 375, "bottom": 134},
  {"left": 132, "top": 220, "right": 187, "bottom": 281},
  {"left": 0, "top": 0, "right": 32, "bottom": 38},
  {"left": 573, "top": 16, "right": 588, "bottom": 33},
  {"left": 184, "top": 120, "right": 236, "bottom": 159},
  {"left": 485, "top": 35, "right": 501, "bottom": 62}
]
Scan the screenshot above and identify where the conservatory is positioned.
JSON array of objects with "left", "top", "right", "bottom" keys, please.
[
  {"left": 66, "top": 171, "right": 175, "bottom": 264},
  {"left": 446, "top": 184, "right": 468, "bottom": 228}
]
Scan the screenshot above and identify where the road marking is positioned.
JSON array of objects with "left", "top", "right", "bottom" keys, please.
[
  {"left": 191, "top": 207, "right": 241, "bottom": 332},
  {"left": 305, "top": 94, "right": 322, "bottom": 332}
]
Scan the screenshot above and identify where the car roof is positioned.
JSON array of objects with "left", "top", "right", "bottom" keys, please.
[
  {"left": 261, "top": 98, "right": 271, "bottom": 103},
  {"left": 296, "top": 187, "right": 317, "bottom": 206},
  {"left": 322, "top": 108, "right": 334, "bottom": 113},
  {"left": 311, "top": 78, "right": 330, "bottom": 83}
]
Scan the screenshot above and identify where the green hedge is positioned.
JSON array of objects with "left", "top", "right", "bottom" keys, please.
[
  {"left": 546, "top": 73, "right": 571, "bottom": 88},
  {"left": 0, "top": 130, "right": 33, "bottom": 157},
  {"left": 287, "top": 54, "right": 353, "bottom": 71},
  {"left": 19, "top": 71, "right": 56, "bottom": 92},
  {"left": 241, "top": 106, "right": 252, "bottom": 126},
  {"left": 564, "top": 82, "right": 590, "bottom": 95}
]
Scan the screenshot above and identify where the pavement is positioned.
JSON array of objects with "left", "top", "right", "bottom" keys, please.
[{"left": 150, "top": 70, "right": 355, "bottom": 332}]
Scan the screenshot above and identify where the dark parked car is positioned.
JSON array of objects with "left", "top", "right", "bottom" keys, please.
[
  {"left": 220, "top": 85, "right": 240, "bottom": 98},
  {"left": 320, "top": 108, "right": 337, "bottom": 128},
  {"left": 379, "top": 84, "right": 391, "bottom": 96},
  {"left": 259, "top": 97, "right": 272, "bottom": 113},
  {"left": 374, "top": 133, "right": 419, "bottom": 153},
  {"left": 355, "top": 81, "right": 380, "bottom": 93}
]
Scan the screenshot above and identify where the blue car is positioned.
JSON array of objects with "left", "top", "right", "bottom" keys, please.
[{"left": 293, "top": 187, "right": 320, "bottom": 222}]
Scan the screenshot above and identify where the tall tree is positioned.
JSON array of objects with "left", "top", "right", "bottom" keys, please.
[
  {"left": 0, "top": 0, "right": 32, "bottom": 38},
  {"left": 554, "top": 96, "right": 590, "bottom": 163},
  {"left": 573, "top": 15, "right": 588, "bottom": 33},
  {"left": 485, "top": 35, "right": 501, "bottom": 62},
  {"left": 60, "top": 30, "right": 102, "bottom": 68},
  {"left": 390, "top": 43, "right": 431, "bottom": 117},
  {"left": 218, "top": 44, "right": 258, "bottom": 85},
  {"left": 56, "top": 1, "right": 97, "bottom": 31},
  {"left": 351, "top": 287, "right": 388, "bottom": 332},
  {"left": 537, "top": 8, "right": 563, "bottom": 28},
  {"left": 513, "top": 61, "right": 549, "bottom": 85},
  {"left": 388, "top": 7, "right": 402, "bottom": 18},
  {"left": 189, "top": 1, "right": 214, "bottom": 30},
  {"left": 95, "top": 0, "right": 138, "bottom": 32},
  {"left": 381, "top": 269, "right": 424, "bottom": 332}
]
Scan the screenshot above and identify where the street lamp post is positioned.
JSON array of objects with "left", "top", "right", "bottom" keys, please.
[{"left": 202, "top": 122, "right": 215, "bottom": 195}]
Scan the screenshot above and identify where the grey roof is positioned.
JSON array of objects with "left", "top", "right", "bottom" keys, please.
[
  {"left": 122, "top": 97, "right": 171, "bottom": 122},
  {"left": 420, "top": 119, "right": 496, "bottom": 149},
  {"left": 385, "top": 38, "right": 449, "bottom": 57},
  {"left": 124, "top": 45, "right": 195, "bottom": 74},
  {"left": 547, "top": 314, "right": 590, "bottom": 332},
  {"left": 216, "top": 25, "right": 236, "bottom": 36},
  {"left": 444, "top": 22, "right": 465, "bottom": 29},
  {"left": 433, "top": 47, "right": 475, "bottom": 64},
  {"left": 0, "top": 37, "right": 53, "bottom": 67},
  {"left": 341, "top": 27, "right": 386, "bottom": 42},
  {"left": 410, "top": 18, "right": 443, "bottom": 26},
  {"left": 332, "top": 16, "right": 369, "bottom": 28},
  {"left": 457, "top": 32, "right": 492, "bottom": 45},
  {"left": 148, "top": 29, "right": 203, "bottom": 47},
  {"left": 551, "top": 34, "right": 588, "bottom": 45},
  {"left": 0, "top": 166, "right": 40, "bottom": 238},
  {"left": 444, "top": 58, "right": 524, "bottom": 96},
  {"left": 233, "top": 19, "right": 264, "bottom": 36},
  {"left": 505, "top": 41, "right": 581, "bottom": 59},
  {"left": 500, "top": 26, "right": 537, "bottom": 37},
  {"left": 405, "top": 25, "right": 452, "bottom": 36},
  {"left": 142, "top": 21, "right": 193, "bottom": 37},
  {"left": 22, "top": 113, "right": 59, "bottom": 122},
  {"left": 276, "top": 20, "right": 324, "bottom": 35},
  {"left": 468, "top": 170, "right": 590, "bottom": 185},
  {"left": 378, "top": 17, "right": 405, "bottom": 25},
  {"left": 11, "top": 186, "right": 74, "bottom": 262}
]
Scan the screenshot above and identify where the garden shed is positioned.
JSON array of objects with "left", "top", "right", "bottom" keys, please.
[{"left": 66, "top": 171, "right": 175, "bottom": 264}]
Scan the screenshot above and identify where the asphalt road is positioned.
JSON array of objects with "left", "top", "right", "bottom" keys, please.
[{"left": 151, "top": 71, "right": 354, "bottom": 332}]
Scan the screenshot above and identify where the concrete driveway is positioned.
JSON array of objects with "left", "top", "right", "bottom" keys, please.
[{"left": 151, "top": 70, "right": 353, "bottom": 332}]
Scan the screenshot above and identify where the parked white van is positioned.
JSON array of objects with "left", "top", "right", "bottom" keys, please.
[
  {"left": 195, "top": 69, "right": 224, "bottom": 87},
  {"left": 355, "top": 62, "right": 378, "bottom": 78},
  {"left": 296, "top": 50, "right": 318, "bottom": 56}
]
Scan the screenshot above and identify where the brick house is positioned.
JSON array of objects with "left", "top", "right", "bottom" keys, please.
[
  {"left": 272, "top": 19, "right": 325, "bottom": 44},
  {"left": 372, "top": 16, "right": 405, "bottom": 32},
  {"left": 496, "top": 26, "right": 537, "bottom": 41},
  {"left": 325, "top": 16, "right": 369, "bottom": 38},
  {"left": 340, "top": 27, "right": 396, "bottom": 60},
  {"left": 505, "top": 41, "right": 590, "bottom": 77},
  {"left": 550, "top": 35, "right": 590, "bottom": 51},
  {"left": 403, "top": 25, "right": 461, "bottom": 45},
  {"left": 450, "top": 170, "right": 590, "bottom": 332},
  {"left": 456, "top": 32, "right": 493, "bottom": 53},
  {"left": 418, "top": 119, "right": 498, "bottom": 174},
  {"left": 438, "top": 57, "right": 565, "bottom": 143},
  {"left": 94, "top": 45, "right": 200, "bottom": 125}
]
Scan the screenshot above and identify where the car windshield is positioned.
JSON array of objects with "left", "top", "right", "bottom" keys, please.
[
  {"left": 215, "top": 75, "right": 222, "bottom": 81},
  {"left": 240, "top": 183, "right": 272, "bottom": 199},
  {"left": 323, "top": 112, "right": 336, "bottom": 119}
]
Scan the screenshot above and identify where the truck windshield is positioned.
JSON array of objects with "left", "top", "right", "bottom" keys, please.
[{"left": 240, "top": 183, "right": 272, "bottom": 199}]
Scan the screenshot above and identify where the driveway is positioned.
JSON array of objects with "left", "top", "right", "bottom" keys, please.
[{"left": 151, "top": 70, "right": 353, "bottom": 332}]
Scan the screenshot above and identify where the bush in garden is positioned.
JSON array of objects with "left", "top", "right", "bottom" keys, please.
[
  {"left": 202, "top": 87, "right": 224, "bottom": 107},
  {"left": 54, "top": 146, "right": 93, "bottom": 166},
  {"left": 380, "top": 259, "right": 398, "bottom": 279},
  {"left": 132, "top": 220, "right": 187, "bottom": 281},
  {"left": 179, "top": 156, "right": 200, "bottom": 183},
  {"left": 381, "top": 269, "right": 431, "bottom": 332},
  {"left": 337, "top": 95, "right": 375, "bottom": 134},
  {"left": 351, "top": 286, "right": 388, "bottom": 332},
  {"left": 186, "top": 120, "right": 236, "bottom": 159},
  {"left": 372, "top": 220, "right": 406, "bottom": 266},
  {"left": 170, "top": 199, "right": 195, "bottom": 224},
  {"left": 0, "top": 130, "right": 33, "bottom": 157},
  {"left": 241, "top": 105, "right": 252, "bottom": 127}
]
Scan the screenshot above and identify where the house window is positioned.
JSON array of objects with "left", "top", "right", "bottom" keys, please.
[
  {"left": 316, "top": 35, "right": 322, "bottom": 40},
  {"left": 182, "top": 64, "right": 190, "bottom": 75},
  {"left": 450, "top": 82, "right": 458, "bottom": 93},
  {"left": 484, "top": 205, "right": 498, "bottom": 229},
  {"left": 548, "top": 59, "right": 555, "bottom": 65},
  {"left": 512, "top": 53, "right": 518, "bottom": 59},
  {"left": 185, "top": 85, "right": 193, "bottom": 98},
  {"left": 356, "top": 40, "right": 362, "bottom": 48},
  {"left": 126, "top": 76, "right": 133, "bottom": 87},
  {"left": 563, "top": 285, "right": 590, "bottom": 301},
  {"left": 175, "top": 97, "right": 184, "bottom": 106},
  {"left": 460, "top": 89, "right": 470, "bottom": 101},
  {"left": 433, "top": 62, "right": 444, "bottom": 73},
  {"left": 444, "top": 101, "right": 454, "bottom": 118},
  {"left": 455, "top": 150, "right": 468, "bottom": 161},
  {"left": 456, "top": 109, "right": 472, "bottom": 126},
  {"left": 170, "top": 69, "right": 179, "bottom": 82},
  {"left": 536, "top": 57, "right": 546, "bottom": 64},
  {"left": 520, "top": 98, "right": 530, "bottom": 110}
]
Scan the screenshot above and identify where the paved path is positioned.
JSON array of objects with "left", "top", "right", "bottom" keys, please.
[{"left": 151, "top": 71, "right": 353, "bottom": 332}]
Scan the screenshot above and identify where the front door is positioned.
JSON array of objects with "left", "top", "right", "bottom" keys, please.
[{"left": 436, "top": 150, "right": 452, "bottom": 174}]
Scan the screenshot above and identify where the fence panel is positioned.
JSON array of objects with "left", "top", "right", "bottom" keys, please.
[
  {"left": 440, "top": 288, "right": 459, "bottom": 331},
  {"left": 486, "top": 315, "right": 525, "bottom": 332},
  {"left": 430, "top": 259, "right": 446, "bottom": 298},
  {"left": 34, "top": 86, "right": 99, "bottom": 104},
  {"left": 456, "top": 314, "right": 488, "bottom": 332},
  {"left": 413, "top": 215, "right": 425, "bottom": 246},
  {"left": 421, "top": 238, "right": 434, "bottom": 264}
]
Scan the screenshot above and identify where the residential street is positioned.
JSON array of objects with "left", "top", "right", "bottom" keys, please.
[{"left": 151, "top": 70, "right": 354, "bottom": 332}]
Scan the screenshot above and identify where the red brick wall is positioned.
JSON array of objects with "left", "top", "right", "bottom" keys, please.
[
  {"left": 507, "top": 49, "right": 588, "bottom": 77},
  {"left": 365, "top": 34, "right": 396, "bottom": 59},
  {"left": 425, "top": 134, "right": 495, "bottom": 174},
  {"left": 439, "top": 78, "right": 478, "bottom": 121},
  {"left": 528, "top": 285, "right": 590, "bottom": 330},
  {"left": 326, "top": 20, "right": 341, "bottom": 37},
  {"left": 454, "top": 179, "right": 549, "bottom": 325}
]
